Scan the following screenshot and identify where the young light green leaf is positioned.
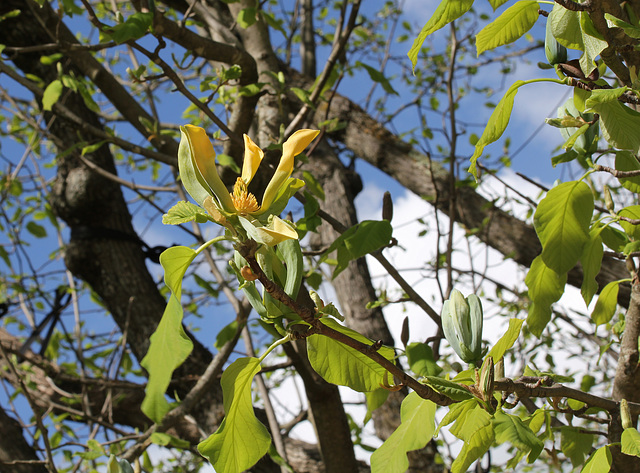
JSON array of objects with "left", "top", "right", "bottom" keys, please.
[
  {"left": 364, "top": 388, "right": 390, "bottom": 425},
  {"left": 561, "top": 426, "right": 594, "bottom": 467},
  {"left": 469, "top": 81, "right": 524, "bottom": 178},
  {"left": 198, "top": 357, "right": 271, "bottom": 473},
  {"left": 578, "top": 12, "right": 608, "bottom": 77},
  {"left": 141, "top": 246, "right": 196, "bottom": 422},
  {"left": 549, "top": 4, "right": 582, "bottom": 50},
  {"left": 424, "top": 376, "right": 473, "bottom": 401},
  {"left": 110, "top": 12, "right": 153, "bottom": 44},
  {"left": 437, "top": 399, "right": 476, "bottom": 436},
  {"left": 407, "top": 0, "right": 474, "bottom": 71},
  {"left": 307, "top": 318, "right": 395, "bottom": 392},
  {"left": 619, "top": 206, "right": 640, "bottom": 240},
  {"left": 476, "top": 1, "right": 540, "bottom": 56},
  {"left": 276, "top": 238, "right": 303, "bottom": 300},
  {"left": 370, "top": 392, "right": 436, "bottom": 473},
  {"left": 486, "top": 318, "right": 524, "bottom": 362},
  {"left": 591, "top": 280, "right": 620, "bottom": 326},
  {"left": 356, "top": 61, "right": 398, "bottom": 95},
  {"left": 582, "top": 445, "right": 612, "bottom": 472},
  {"left": 406, "top": 342, "right": 442, "bottom": 377},
  {"left": 589, "top": 101, "right": 640, "bottom": 154},
  {"left": 580, "top": 225, "right": 604, "bottom": 306},
  {"left": 451, "top": 408, "right": 495, "bottom": 473},
  {"left": 534, "top": 180, "right": 593, "bottom": 274},
  {"left": 615, "top": 151, "right": 640, "bottom": 193},
  {"left": 162, "top": 201, "right": 212, "bottom": 225},
  {"left": 42, "top": 79, "right": 63, "bottom": 111},
  {"left": 525, "top": 255, "right": 567, "bottom": 337},
  {"left": 319, "top": 220, "right": 393, "bottom": 278},
  {"left": 605, "top": 13, "right": 640, "bottom": 39},
  {"left": 621, "top": 427, "right": 640, "bottom": 457},
  {"left": 493, "top": 411, "right": 544, "bottom": 463},
  {"left": 584, "top": 88, "right": 629, "bottom": 109}
]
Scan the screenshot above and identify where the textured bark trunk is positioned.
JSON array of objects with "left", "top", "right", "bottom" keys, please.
[{"left": 0, "top": 406, "right": 49, "bottom": 473}]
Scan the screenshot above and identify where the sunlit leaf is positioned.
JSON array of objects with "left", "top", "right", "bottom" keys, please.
[
  {"left": 198, "top": 357, "right": 271, "bottom": 473},
  {"left": 163, "top": 201, "right": 212, "bottom": 225},
  {"left": 493, "top": 411, "right": 543, "bottom": 463},
  {"left": 582, "top": 445, "right": 612, "bottom": 472},
  {"left": 486, "top": 318, "right": 524, "bottom": 362},
  {"left": 525, "top": 255, "right": 567, "bottom": 337},
  {"left": 621, "top": 427, "right": 640, "bottom": 457},
  {"left": 42, "top": 79, "right": 63, "bottom": 111},
  {"left": 591, "top": 280, "right": 620, "bottom": 326},
  {"left": 476, "top": 1, "right": 540, "bottom": 56},
  {"left": 534, "top": 180, "right": 593, "bottom": 274},
  {"left": 451, "top": 406, "right": 494, "bottom": 473},
  {"left": 561, "top": 426, "right": 594, "bottom": 467},
  {"left": 370, "top": 392, "right": 436, "bottom": 473},
  {"left": 589, "top": 101, "right": 640, "bottom": 154},
  {"left": 580, "top": 225, "right": 604, "bottom": 306}
]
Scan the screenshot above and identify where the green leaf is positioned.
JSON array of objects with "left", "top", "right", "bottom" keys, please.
[
  {"left": 42, "top": 80, "right": 63, "bottom": 111},
  {"left": 319, "top": 220, "right": 393, "bottom": 278},
  {"left": 561, "top": 426, "right": 594, "bottom": 467},
  {"left": 214, "top": 320, "right": 240, "bottom": 350},
  {"left": 110, "top": 12, "right": 152, "bottom": 44},
  {"left": 580, "top": 225, "right": 604, "bottom": 306},
  {"left": 424, "top": 376, "right": 473, "bottom": 401},
  {"left": 534, "top": 180, "right": 593, "bottom": 274},
  {"left": 451, "top": 407, "right": 495, "bottom": 473},
  {"left": 476, "top": 1, "right": 540, "bottom": 56},
  {"left": 619, "top": 205, "right": 640, "bottom": 239},
  {"left": 600, "top": 224, "right": 628, "bottom": 252},
  {"left": 469, "top": 81, "right": 524, "bottom": 178},
  {"left": 406, "top": 342, "right": 442, "bottom": 377},
  {"left": 591, "top": 280, "right": 620, "bottom": 326},
  {"left": 237, "top": 7, "right": 257, "bottom": 28},
  {"left": 589, "top": 101, "right": 640, "bottom": 153},
  {"left": 525, "top": 255, "right": 567, "bottom": 337},
  {"left": 198, "top": 357, "right": 271, "bottom": 473},
  {"left": 276, "top": 238, "right": 303, "bottom": 300},
  {"left": 582, "top": 445, "right": 612, "bottom": 472},
  {"left": 621, "top": 427, "right": 640, "bottom": 457},
  {"left": 217, "top": 153, "right": 241, "bottom": 174},
  {"left": 141, "top": 247, "right": 196, "bottom": 422},
  {"left": 364, "top": 388, "right": 389, "bottom": 425},
  {"left": 493, "top": 411, "right": 544, "bottom": 463},
  {"left": 370, "top": 392, "right": 436, "bottom": 473},
  {"left": 549, "top": 4, "right": 582, "bottom": 50},
  {"left": 605, "top": 13, "right": 640, "bottom": 39},
  {"left": 301, "top": 171, "right": 325, "bottom": 200},
  {"left": 407, "top": 0, "right": 474, "bottom": 71},
  {"left": 356, "top": 61, "right": 398, "bottom": 95},
  {"left": 437, "top": 398, "right": 476, "bottom": 435},
  {"left": 26, "top": 221, "right": 47, "bottom": 238},
  {"left": 579, "top": 12, "right": 608, "bottom": 77},
  {"left": 162, "top": 201, "right": 212, "bottom": 225},
  {"left": 307, "top": 318, "right": 395, "bottom": 392},
  {"left": 584, "top": 87, "right": 629, "bottom": 109},
  {"left": 486, "top": 318, "right": 524, "bottom": 362},
  {"left": 615, "top": 151, "right": 640, "bottom": 193}
]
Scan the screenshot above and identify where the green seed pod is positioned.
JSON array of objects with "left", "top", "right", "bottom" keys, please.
[
  {"left": 621, "top": 399, "right": 633, "bottom": 430},
  {"left": 441, "top": 289, "right": 484, "bottom": 365},
  {"left": 545, "top": 17, "right": 567, "bottom": 65}
]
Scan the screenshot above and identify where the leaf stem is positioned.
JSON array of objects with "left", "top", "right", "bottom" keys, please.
[{"left": 258, "top": 334, "right": 292, "bottom": 364}]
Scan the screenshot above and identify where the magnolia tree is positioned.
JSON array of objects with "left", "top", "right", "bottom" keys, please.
[{"left": 1, "top": 0, "right": 640, "bottom": 472}]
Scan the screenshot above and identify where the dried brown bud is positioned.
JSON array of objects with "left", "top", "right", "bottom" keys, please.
[
  {"left": 382, "top": 191, "right": 393, "bottom": 222},
  {"left": 240, "top": 266, "right": 259, "bottom": 281}
]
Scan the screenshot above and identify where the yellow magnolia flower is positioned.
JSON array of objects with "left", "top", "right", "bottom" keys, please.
[{"left": 178, "top": 125, "right": 319, "bottom": 218}]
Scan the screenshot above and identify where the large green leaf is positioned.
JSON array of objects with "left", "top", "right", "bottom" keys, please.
[
  {"left": 582, "top": 445, "right": 612, "bottom": 472},
  {"left": 407, "top": 0, "right": 474, "bottom": 70},
  {"left": 622, "top": 427, "right": 640, "bottom": 457},
  {"left": 580, "top": 225, "right": 604, "bottom": 306},
  {"left": 589, "top": 101, "right": 640, "bottom": 154},
  {"left": 525, "top": 255, "right": 567, "bottom": 337},
  {"left": 198, "top": 357, "right": 271, "bottom": 473},
  {"left": 486, "top": 318, "right": 524, "bottom": 362},
  {"left": 591, "top": 280, "right": 620, "bottom": 326},
  {"left": 476, "top": 1, "right": 540, "bottom": 56},
  {"left": 534, "top": 180, "right": 593, "bottom": 274},
  {"left": 319, "top": 220, "right": 393, "bottom": 278},
  {"left": 615, "top": 151, "right": 640, "bottom": 193},
  {"left": 141, "top": 246, "right": 196, "bottom": 422},
  {"left": 493, "top": 411, "right": 543, "bottom": 463},
  {"left": 561, "top": 426, "right": 594, "bottom": 467},
  {"left": 619, "top": 206, "right": 640, "bottom": 240},
  {"left": 578, "top": 12, "right": 608, "bottom": 77},
  {"left": 424, "top": 376, "right": 473, "bottom": 401},
  {"left": 451, "top": 407, "right": 495, "bottom": 473},
  {"left": 370, "top": 392, "right": 436, "bottom": 473},
  {"left": 549, "top": 4, "right": 582, "bottom": 50},
  {"left": 469, "top": 81, "right": 524, "bottom": 178},
  {"left": 307, "top": 318, "right": 395, "bottom": 392}
]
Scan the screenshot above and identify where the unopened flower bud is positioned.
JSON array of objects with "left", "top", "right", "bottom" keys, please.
[
  {"left": 604, "top": 185, "right": 614, "bottom": 213},
  {"left": 621, "top": 399, "right": 633, "bottom": 430},
  {"left": 441, "top": 289, "right": 484, "bottom": 365},
  {"left": 479, "top": 356, "right": 495, "bottom": 402},
  {"left": 382, "top": 191, "right": 393, "bottom": 222}
]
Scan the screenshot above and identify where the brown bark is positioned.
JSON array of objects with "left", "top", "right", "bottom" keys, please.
[{"left": 0, "top": 406, "right": 48, "bottom": 473}]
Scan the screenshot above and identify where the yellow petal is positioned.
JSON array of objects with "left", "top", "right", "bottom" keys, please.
[
  {"left": 241, "top": 134, "right": 264, "bottom": 185},
  {"left": 260, "top": 129, "right": 320, "bottom": 213},
  {"left": 256, "top": 216, "right": 299, "bottom": 246},
  {"left": 181, "top": 125, "right": 235, "bottom": 212}
]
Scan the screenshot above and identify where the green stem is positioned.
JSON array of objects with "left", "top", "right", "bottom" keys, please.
[
  {"left": 195, "top": 235, "right": 228, "bottom": 255},
  {"left": 258, "top": 334, "right": 291, "bottom": 363}
]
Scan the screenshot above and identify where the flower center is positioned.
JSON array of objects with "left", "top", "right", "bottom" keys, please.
[{"left": 231, "top": 177, "right": 260, "bottom": 214}]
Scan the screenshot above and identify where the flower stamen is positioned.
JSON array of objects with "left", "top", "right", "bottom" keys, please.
[{"left": 231, "top": 177, "right": 260, "bottom": 214}]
